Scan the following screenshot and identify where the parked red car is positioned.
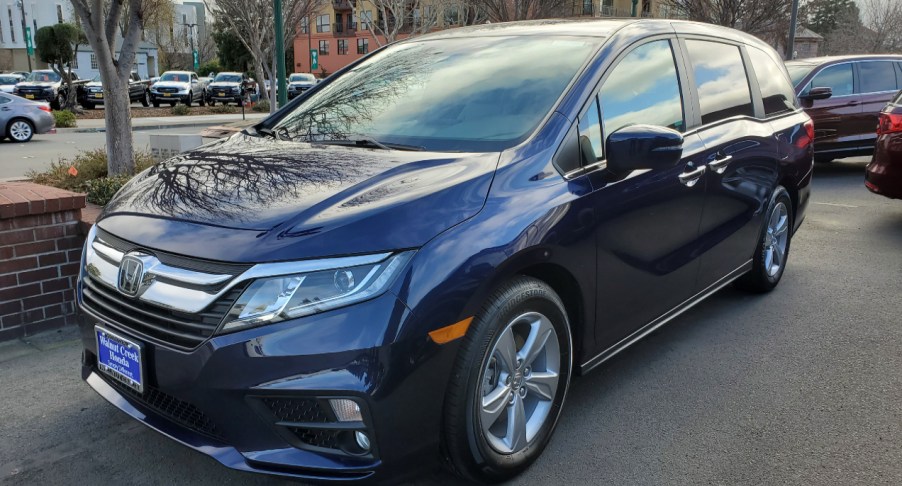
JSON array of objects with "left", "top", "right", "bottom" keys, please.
[{"left": 866, "top": 90, "right": 902, "bottom": 199}]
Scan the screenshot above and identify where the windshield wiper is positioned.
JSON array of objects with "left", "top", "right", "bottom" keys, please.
[
  {"left": 312, "top": 137, "right": 424, "bottom": 152},
  {"left": 255, "top": 127, "right": 280, "bottom": 139}
]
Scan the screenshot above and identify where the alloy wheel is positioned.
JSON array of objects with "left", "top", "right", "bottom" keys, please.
[
  {"left": 478, "top": 312, "right": 560, "bottom": 454},
  {"left": 9, "top": 121, "right": 33, "bottom": 141},
  {"left": 764, "top": 201, "right": 789, "bottom": 277}
]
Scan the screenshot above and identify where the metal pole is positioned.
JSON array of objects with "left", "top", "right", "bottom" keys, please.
[
  {"left": 631, "top": 0, "right": 639, "bottom": 17},
  {"left": 307, "top": 18, "right": 312, "bottom": 73},
  {"left": 18, "top": 0, "right": 31, "bottom": 71},
  {"left": 786, "top": 0, "right": 800, "bottom": 60},
  {"left": 274, "top": 0, "right": 288, "bottom": 107}
]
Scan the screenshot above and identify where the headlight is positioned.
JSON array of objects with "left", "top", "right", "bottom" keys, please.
[{"left": 219, "top": 251, "right": 414, "bottom": 333}]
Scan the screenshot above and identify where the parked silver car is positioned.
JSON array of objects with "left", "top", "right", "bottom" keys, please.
[
  {"left": 0, "top": 74, "right": 25, "bottom": 93},
  {"left": 0, "top": 93, "right": 55, "bottom": 142}
]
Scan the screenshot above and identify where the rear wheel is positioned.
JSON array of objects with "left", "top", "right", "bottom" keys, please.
[
  {"left": 443, "top": 276, "right": 572, "bottom": 483},
  {"left": 7, "top": 119, "right": 34, "bottom": 142},
  {"left": 737, "top": 187, "right": 793, "bottom": 293},
  {"left": 209, "top": 99, "right": 216, "bottom": 107},
  {"left": 51, "top": 92, "right": 64, "bottom": 110},
  {"left": 140, "top": 91, "right": 149, "bottom": 107},
  {"left": 152, "top": 100, "right": 160, "bottom": 108},
  {"left": 83, "top": 102, "right": 95, "bottom": 110}
]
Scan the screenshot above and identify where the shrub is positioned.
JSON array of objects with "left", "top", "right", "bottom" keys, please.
[
  {"left": 53, "top": 110, "right": 77, "bottom": 128},
  {"left": 209, "top": 104, "right": 236, "bottom": 114},
  {"left": 82, "top": 175, "right": 132, "bottom": 205},
  {"left": 171, "top": 104, "right": 191, "bottom": 116},
  {"left": 28, "top": 148, "right": 156, "bottom": 193},
  {"left": 198, "top": 60, "right": 221, "bottom": 77},
  {"left": 252, "top": 99, "right": 270, "bottom": 112}
]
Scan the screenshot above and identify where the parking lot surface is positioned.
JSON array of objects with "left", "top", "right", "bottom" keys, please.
[{"left": 1, "top": 158, "right": 900, "bottom": 485}]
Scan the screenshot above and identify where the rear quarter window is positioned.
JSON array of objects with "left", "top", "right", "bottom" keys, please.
[{"left": 748, "top": 47, "right": 797, "bottom": 117}]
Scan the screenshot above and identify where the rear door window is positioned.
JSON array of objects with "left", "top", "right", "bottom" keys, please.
[
  {"left": 748, "top": 47, "right": 797, "bottom": 117},
  {"left": 858, "top": 61, "right": 897, "bottom": 94},
  {"left": 684, "top": 40, "right": 754, "bottom": 125},
  {"left": 598, "top": 39, "right": 685, "bottom": 137},
  {"left": 809, "top": 64, "right": 853, "bottom": 97}
]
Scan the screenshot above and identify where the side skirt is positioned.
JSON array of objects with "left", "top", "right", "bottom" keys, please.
[{"left": 578, "top": 260, "right": 753, "bottom": 375}]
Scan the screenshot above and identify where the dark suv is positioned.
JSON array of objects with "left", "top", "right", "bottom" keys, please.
[
  {"left": 77, "top": 19, "right": 812, "bottom": 484},
  {"left": 786, "top": 55, "right": 902, "bottom": 162}
]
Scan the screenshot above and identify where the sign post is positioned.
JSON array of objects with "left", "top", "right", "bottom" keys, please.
[{"left": 192, "top": 50, "right": 199, "bottom": 71}]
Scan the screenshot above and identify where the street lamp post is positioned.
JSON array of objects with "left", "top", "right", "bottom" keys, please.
[
  {"left": 184, "top": 23, "right": 199, "bottom": 72},
  {"left": 786, "top": 0, "right": 800, "bottom": 60},
  {"left": 274, "top": 0, "right": 288, "bottom": 107},
  {"left": 16, "top": 0, "right": 32, "bottom": 71}
]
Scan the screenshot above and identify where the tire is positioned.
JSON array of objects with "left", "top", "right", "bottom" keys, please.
[
  {"left": 736, "top": 187, "right": 793, "bottom": 293},
  {"left": 443, "top": 276, "right": 572, "bottom": 483},
  {"left": 209, "top": 99, "right": 215, "bottom": 107},
  {"left": 199, "top": 94, "right": 206, "bottom": 107},
  {"left": 152, "top": 100, "right": 160, "bottom": 108},
  {"left": 83, "top": 102, "right": 94, "bottom": 110},
  {"left": 169, "top": 102, "right": 176, "bottom": 108},
  {"left": 51, "top": 92, "right": 64, "bottom": 110},
  {"left": 185, "top": 92, "right": 192, "bottom": 107},
  {"left": 7, "top": 118, "right": 34, "bottom": 143},
  {"left": 140, "top": 91, "right": 149, "bottom": 107},
  {"left": 814, "top": 156, "right": 833, "bottom": 164}
]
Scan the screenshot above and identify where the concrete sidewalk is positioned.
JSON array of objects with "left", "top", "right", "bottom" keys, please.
[{"left": 74, "top": 112, "right": 269, "bottom": 132}]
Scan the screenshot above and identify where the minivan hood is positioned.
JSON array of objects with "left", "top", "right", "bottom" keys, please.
[{"left": 98, "top": 133, "right": 498, "bottom": 262}]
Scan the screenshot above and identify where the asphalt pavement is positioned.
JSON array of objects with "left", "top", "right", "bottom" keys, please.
[{"left": 1, "top": 157, "right": 900, "bottom": 485}]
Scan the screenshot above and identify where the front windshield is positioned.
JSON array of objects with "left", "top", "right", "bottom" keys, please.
[
  {"left": 26, "top": 71, "right": 60, "bottom": 82},
  {"left": 786, "top": 64, "right": 814, "bottom": 88},
  {"left": 91, "top": 75, "right": 102, "bottom": 82},
  {"left": 0, "top": 76, "right": 19, "bottom": 84},
  {"left": 214, "top": 73, "right": 242, "bottom": 83},
  {"left": 160, "top": 73, "right": 189, "bottom": 82},
  {"left": 289, "top": 74, "right": 315, "bottom": 83},
  {"left": 272, "top": 36, "right": 601, "bottom": 152}
]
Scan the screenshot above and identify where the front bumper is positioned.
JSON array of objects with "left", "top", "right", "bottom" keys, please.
[
  {"left": 15, "top": 91, "right": 53, "bottom": 102},
  {"left": 865, "top": 135, "right": 902, "bottom": 199},
  {"left": 77, "top": 289, "right": 456, "bottom": 483},
  {"left": 151, "top": 93, "right": 188, "bottom": 103}
]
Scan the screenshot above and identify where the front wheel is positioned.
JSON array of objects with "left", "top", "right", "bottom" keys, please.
[
  {"left": 737, "top": 187, "right": 793, "bottom": 293},
  {"left": 140, "top": 91, "right": 149, "bottom": 107},
  {"left": 7, "top": 119, "right": 34, "bottom": 142},
  {"left": 184, "top": 92, "right": 192, "bottom": 107},
  {"left": 443, "top": 276, "right": 572, "bottom": 483}
]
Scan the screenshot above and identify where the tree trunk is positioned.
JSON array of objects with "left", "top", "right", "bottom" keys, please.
[{"left": 103, "top": 75, "right": 135, "bottom": 176}]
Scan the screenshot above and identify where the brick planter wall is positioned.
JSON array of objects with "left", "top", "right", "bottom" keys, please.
[{"left": 1, "top": 182, "right": 87, "bottom": 341}]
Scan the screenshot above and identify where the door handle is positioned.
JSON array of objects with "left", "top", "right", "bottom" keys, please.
[
  {"left": 0, "top": 107, "right": 9, "bottom": 111},
  {"left": 846, "top": 100, "right": 860, "bottom": 106},
  {"left": 679, "top": 165, "right": 706, "bottom": 187},
  {"left": 707, "top": 155, "right": 733, "bottom": 174}
]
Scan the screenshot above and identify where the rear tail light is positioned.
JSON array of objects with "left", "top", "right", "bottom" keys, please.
[
  {"left": 877, "top": 112, "right": 902, "bottom": 135},
  {"left": 37, "top": 104, "right": 51, "bottom": 113},
  {"left": 796, "top": 119, "right": 814, "bottom": 148},
  {"left": 804, "top": 119, "right": 814, "bottom": 141}
]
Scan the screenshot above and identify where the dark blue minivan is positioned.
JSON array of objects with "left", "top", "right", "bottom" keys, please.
[{"left": 77, "top": 19, "right": 813, "bottom": 484}]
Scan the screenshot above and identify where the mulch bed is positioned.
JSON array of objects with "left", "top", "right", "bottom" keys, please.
[{"left": 73, "top": 105, "right": 255, "bottom": 119}]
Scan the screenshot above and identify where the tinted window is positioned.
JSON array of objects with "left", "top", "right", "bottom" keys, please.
[
  {"left": 748, "top": 47, "right": 797, "bottom": 116},
  {"left": 272, "top": 36, "right": 601, "bottom": 152},
  {"left": 859, "top": 61, "right": 897, "bottom": 93},
  {"left": 578, "top": 97, "right": 603, "bottom": 163},
  {"left": 599, "top": 40, "right": 684, "bottom": 137},
  {"left": 214, "top": 73, "right": 242, "bottom": 83},
  {"left": 26, "top": 71, "right": 61, "bottom": 82},
  {"left": 786, "top": 64, "right": 815, "bottom": 88},
  {"left": 0, "top": 76, "right": 19, "bottom": 84},
  {"left": 810, "top": 64, "right": 853, "bottom": 96},
  {"left": 685, "top": 40, "right": 754, "bottom": 124}
]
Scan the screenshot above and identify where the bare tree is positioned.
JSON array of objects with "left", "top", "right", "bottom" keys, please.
[
  {"left": 663, "top": 0, "right": 791, "bottom": 39},
  {"left": 205, "top": 0, "right": 325, "bottom": 112},
  {"left": 860, "top": 0, "right": 902, "bottom": 53},
  {"left": 69, "top": 0, "right": 156, "bottom": 176},
  {"left": 468, "top": 0, "right": 570, "bottom": 22}
]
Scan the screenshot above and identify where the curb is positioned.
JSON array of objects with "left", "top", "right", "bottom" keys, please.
[{"left": 73, "top": 121, "right": 256, "bottom": 133}]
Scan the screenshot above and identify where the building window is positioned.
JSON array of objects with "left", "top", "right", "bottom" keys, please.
[
  {"left": 70, "top": 53, "right": 78, "bottom": 69},
  {"left": 316, "top": 14, "right": 330, "bottom": 33},
  {"left": 582, "top": 0, "right": 593, "bottom": 15},
  {"left": 57, "top": 5, "right": 64, "bottom": 23},
  {"left": 8, "top": 7, "right": 15, "bottom": 43},
  {"left": 90, "top": 53, "right": 98, "bottom": 70},
  {"left": 318, "top": 40, "right": 329, "bottom": 55},
  {"left": 338, "top": 39, "right": 348, "bottom": 55},
  {"left": 360, "top": 10, "right": 372, "bottom": 29},
  {"left": 357, "top": 38, "right": 369, "bottom": 55},
  {"left": 300, "top": 16, "right": 308, "bottom": 34}
]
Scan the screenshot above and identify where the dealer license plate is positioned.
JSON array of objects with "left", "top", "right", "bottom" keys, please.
[
  {"left": 93, "top": 93, "right": 103, "bottom": 99},
  {"left": 25, "top": 94, "right": 34, "bottom": 99},
  {"left": 95, "top": 326, "right": 144, "bottom": 393},
  {"left": 163, "top": 93, "right": 171, "bottom": 97},
  {"left": 218, "top": 92, "right": 225, "bottom": 96}
]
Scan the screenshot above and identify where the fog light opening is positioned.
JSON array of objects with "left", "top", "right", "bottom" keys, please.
[{"left": 355, "top": 431, "right": 371, "bottom": 452}]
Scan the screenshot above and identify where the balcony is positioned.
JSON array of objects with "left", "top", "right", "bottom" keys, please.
[
  {"left": 332, "top": 0, "right": 354, "bottom": 10},
  {"left": 333, "top": 22, "right": 357, "bottom": 36}
]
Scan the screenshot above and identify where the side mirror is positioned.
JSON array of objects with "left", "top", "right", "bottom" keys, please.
[
  {"left": 801, "top": 86, "right": 832, "bottom": 101},
  {"left": 606, "top": 124, "right": 684, "bottom": 173}
]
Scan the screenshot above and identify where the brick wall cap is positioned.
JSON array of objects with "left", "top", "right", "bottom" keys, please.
[{"left": 0, "top": 182, "right": 86, "bottom": 220}]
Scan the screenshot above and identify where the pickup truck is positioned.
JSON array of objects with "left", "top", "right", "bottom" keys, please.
[
  {"left": 81, "top": 72, "right": 150, "bottom": 109},
  {"left": 12, "top": 70, "right": 88, "bottom": 109}
]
